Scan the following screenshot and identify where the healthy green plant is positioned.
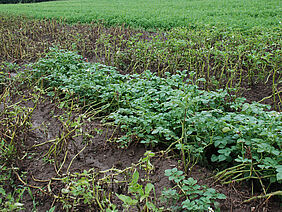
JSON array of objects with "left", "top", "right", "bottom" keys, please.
[
  {"left": 116, "top": 170, "right": 159, "bottom": 212},
  {"left": 30, "top": 48, "right": 281, "bottom": 196},
  {"left": 0, "top": 0, "right": 280, "bottom": 30},
  {"left": 162, "top": 168, "right": 226, "bottom": 212},
  {"left": 60, "top": 170, "right": 99, "bottom": 210}
]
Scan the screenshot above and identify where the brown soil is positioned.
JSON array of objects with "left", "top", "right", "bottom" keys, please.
[
  {"left": 1, "top": 87, "right": 279, "bottom": 212},
  {"left": 241, "top": 80, "right": 281, "bottom": 111}
]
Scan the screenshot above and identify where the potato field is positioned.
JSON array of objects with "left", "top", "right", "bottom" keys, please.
[{"left": 0, "top": 0, "right": 281, "bottom": 211}]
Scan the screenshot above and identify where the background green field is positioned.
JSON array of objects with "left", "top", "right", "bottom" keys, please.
[{"left": 0, "top": 0, "right": 280, "bottom": 30}]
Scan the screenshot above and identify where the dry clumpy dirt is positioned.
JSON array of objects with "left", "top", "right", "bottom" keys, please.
[{"left": 0, "top": 87, "right": 277, "bottom": 212}]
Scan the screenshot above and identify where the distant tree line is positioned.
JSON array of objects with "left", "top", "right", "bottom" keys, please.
[{"left": 0, "top": 0, "right": 57, "bottom": 4}]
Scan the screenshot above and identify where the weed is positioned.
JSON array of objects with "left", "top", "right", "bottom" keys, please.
[
  {"left": 57, "top": 152, "right": 159, "bottom": 211},
  {"left": 162, "top": 168, "right": 226, "bottom": 212},
  {"left": 116, "top": 170, "right": 159, "bottom": 211}
]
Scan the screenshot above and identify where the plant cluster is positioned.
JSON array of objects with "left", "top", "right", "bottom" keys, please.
[
  {"left": 31, "top": 49, "right": 281, "bottom": 197},
  {"left": 162, "top": 168, "right": 226, "bottom": 211},
  {"left": 0, "top": 16, "right": 280, "bottom": 109},
  {"left": 52, "top": 152, "right": 225, "bottom": 211},
  {"left": 0, "top": 1, "right": 281, "bottom": 209}
]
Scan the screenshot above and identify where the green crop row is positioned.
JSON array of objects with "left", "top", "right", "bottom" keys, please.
[
  {"left": 0, "top": 68, "right": 227, "bottom": 211},
  {"left": 0, "top": 0, "right": 280, "bottom": 30},
  {"left": 31, "top": 48, "right": 282, "bottom": 195}
]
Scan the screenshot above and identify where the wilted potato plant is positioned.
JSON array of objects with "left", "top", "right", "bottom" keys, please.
[{"left": 0, "top": 16, "right": 281, "bottom": 109}]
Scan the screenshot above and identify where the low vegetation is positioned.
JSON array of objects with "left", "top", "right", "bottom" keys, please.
[
  {"left": 32, "top": 48, "right": 282, "bottom": 187},
  {"left": 0, "top": 0, "right": 280, "bottom": 30},
  {"left": 0, "top": 16, "right": 281, "bottom": 110},
  {"left": 0, "top": 0, "right": 281, "bottom": 210},
  {"left": 1, "top": 48, "right": 281, "bottom": 211},
  {"left": 0, "top": 64, "right": 229, "bottom": 211}
]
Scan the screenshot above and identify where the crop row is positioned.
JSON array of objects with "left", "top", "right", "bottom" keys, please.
[
  {"left": 30, "top": 48, "right": 281, "bottom": 196},
  {"left": 0, "top": 16, "right": 281, "bottom": 110},
  {"left": 0, "top": 56, "right": 227, "bottom": 211},
  {"left": 0, "top": 0, "right": 280, "bottom": 30}
]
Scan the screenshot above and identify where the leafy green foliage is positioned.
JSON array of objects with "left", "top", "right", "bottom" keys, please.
[
  {"left": 116, "top": 170, "right": 158, "bottom": 211},
  {"left": 0, "top": 166, "right": 25, "bottom": 212},
  {"left": 32, "top": 48, "right": 282, "bottom": 189},
  {"left": 162, "top": 168, "right": 226, "bottom": 212},
  {"left": 0, "top": 0, "right": 280, "bottom": 30},
  {"left": 60, "top": 171, "right": 98, "bottom": 210}
]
